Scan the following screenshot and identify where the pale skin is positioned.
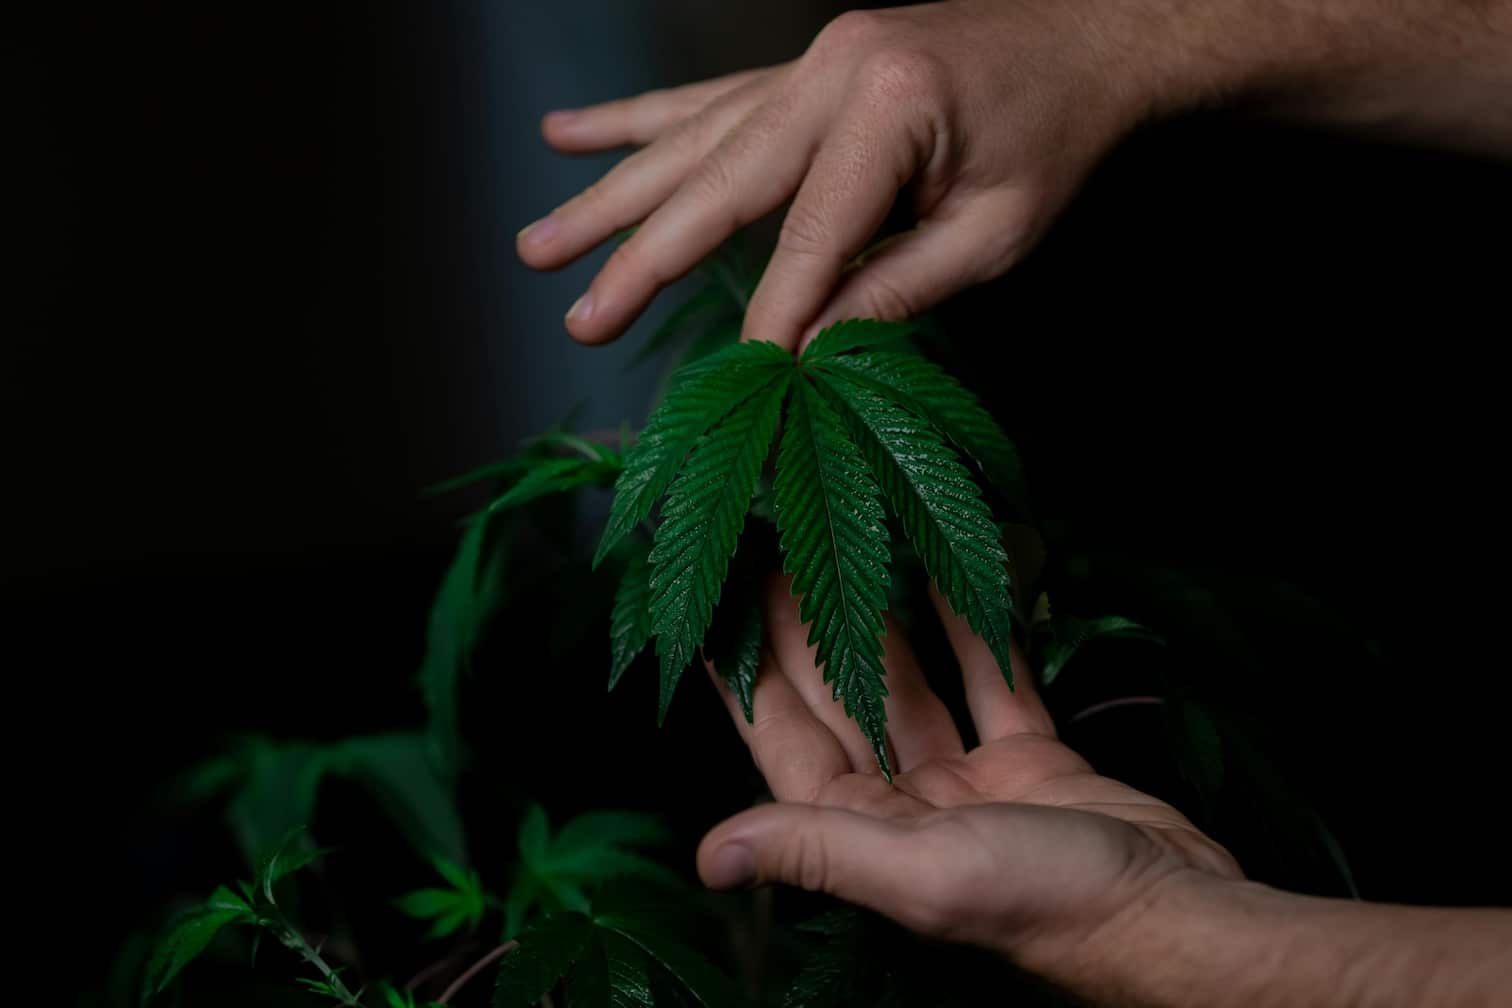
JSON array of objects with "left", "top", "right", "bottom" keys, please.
[{"left": 517, "top": 0, "right": 1512, "bottom": 1002}]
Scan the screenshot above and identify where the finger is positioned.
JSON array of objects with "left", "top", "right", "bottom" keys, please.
[
  {"left": 797, "top": 190, "right": 1040, "bottom": 349},
  {"left": 518, "top": 78, "right": 769, "bottom": 273},
  {"left": 765, "top": 576, "right": 890, "bottom": 775},
  {"left": 698, "top": 804, "right": 948, "bottom": 936},
  {"left": 741, "top": 74, "right": 931, "bottom": 349},
  {"left": 876, "top": 614, "right": 964, "bottom": 771},
  {"left": 564, "top": 88, "right": 820, "bottom": 345},
  {"left": 705, "top": 648, "right": 851, "bottom": 804},
  {"left": 929, "top": 583, "right": 1054, "bottom": 741},
  {"left": 542, "top": 68, "right": 773, "bottom": 153}
]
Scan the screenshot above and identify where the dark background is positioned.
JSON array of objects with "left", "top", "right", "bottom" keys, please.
[{"left": 12, "top": 2, "right": 1510, "bottom": 998}]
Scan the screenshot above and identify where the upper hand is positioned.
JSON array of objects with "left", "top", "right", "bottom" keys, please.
[
  {"left": 516, "top": 1, "right": 1164, "bottom": 350},
  {"left": 695, "top": 576, "right": 1241, "bottom": 982}
]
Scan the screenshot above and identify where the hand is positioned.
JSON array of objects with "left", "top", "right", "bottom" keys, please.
[
  {"left": 695, "top": 576, "right": 1241, "bottom": 984},
  {"left": 516, "top": 1, "right": 1174, "bottom": 351}
]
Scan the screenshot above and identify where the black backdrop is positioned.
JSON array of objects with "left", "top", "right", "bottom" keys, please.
[{"left": 13, "top": 3, "right": 1511, "bottom": 997}]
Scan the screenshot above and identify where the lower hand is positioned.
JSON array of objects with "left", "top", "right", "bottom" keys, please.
[{"left": 696, "top": 576, "right": 1240, "bottom": 983}]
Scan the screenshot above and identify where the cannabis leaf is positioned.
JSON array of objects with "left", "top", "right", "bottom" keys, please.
[
  {"left": 486, "top": 451, "right": 622, "bottom": 513},
  {"left": 503, "top": 804, "right": 676, "bottom": 939},
  {"left": 601, "top": 320, "right": 1025, "bottom": 774},
  {"left": 141, "top": 887, "right": 256, "bottom": 1003},
  {"left": 420, "top": 510, "right": 512, "bottom": 779},
  {"left": 396, "top": 855, "right": 487, "bottom": 939},
  {"left": 649, "top": 368, "right": 789, "bottom": 719},
  {"left": 820, "top": 350, "right": 1028, "bottom": 512},
  {"left": 802, "top": 318, "right": 916, "bottom": 360},
  {"left": 812, "top": 369, "right": 1015, "bottom": 688},
  {"left": 495, "top": 896, "right": 741, "bottom": 1008},
  {"left": 1040, "top": 614, "right": 1164, "bottom": 686},
  {"left": 594, "top": 341, "right": 792, "bottom": 568},
  {"left": 608, "top": 542, "right": 654, "bottom": 691},
  {"left": 774, "top": 378, "right": 894, "bottom": 775}
]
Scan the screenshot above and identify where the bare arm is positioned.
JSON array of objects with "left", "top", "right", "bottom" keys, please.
[
  {"left": 1141, "top": 0, "right": 1512, "bottom": 154},
  {"left": 1052, "top": 871, "right": 1512, "bottom": 1007}
]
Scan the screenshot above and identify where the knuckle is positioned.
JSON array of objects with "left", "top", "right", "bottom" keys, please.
[
  {"left": 776, "top": 203, "right": 831, "bottom": 258},
  {"left": 857, "top": 273, "right": 917, "bottom": 320},
  {"left": 811, "top": 9, "right": 889, "bottom": 57},
  {"left": 780, "top": 827, "right": 832, "bottom": 893},
  {"left": 856, "top": 47, "right": 948, "bottom": 106}
]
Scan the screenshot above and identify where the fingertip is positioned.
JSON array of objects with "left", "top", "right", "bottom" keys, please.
[{"left": 698, "top": 839, "right": 756, "bottom": 890}]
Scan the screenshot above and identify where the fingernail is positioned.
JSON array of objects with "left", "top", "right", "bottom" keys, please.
[
  {"left": 517, "top": 216, "right": 558, "bottom": 243},
  {"left": 706, "top": 843, "right": 755, "bottom": 889},
  {"left": 566, "top": 293, "right": 595, "bottom": 324}
]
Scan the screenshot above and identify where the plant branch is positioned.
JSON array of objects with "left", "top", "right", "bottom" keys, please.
[
  {"left": 437, "top": 941, "right": 517, "bottom": 1005},
  {"left": 274, "top": 917, "right": 361, "bottom": 1006},
  {"left": 1067, "top": 695, "right": 1164, "bottom": 726}
]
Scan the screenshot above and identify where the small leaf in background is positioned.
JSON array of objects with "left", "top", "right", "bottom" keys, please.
[
  {"left": 781, "top": 910, "right": 882, "bottom": 1008},
  {"left": 630, "top": 285, "right": 739, "bottom": 369},
  {"left": 503, "top": 805, "right": 676, "bottom": 938},
  {"left": 608, "top": 542, "right": 654, "bottom": 691},
  {"left": 376, "top": 979, "right": 436, "bottom": 1008},
  {"left": 1040, "top": 615, "right": 1165, "bottom": 687},
  {"left": 813, "top": 369, "right": 1015, "bottom": 689},
  {"left": 395, "top": 855, "right": 487, "bottom": 939},
  {"left": 419, "top": 510, "right": 515, "bottom": 780},
  {"left": 774, "top": 378, "right": 894, "bottom": 777},
  {"left": 141, "top": 889, "right": 256, "bottom": 1002},
  {"left": 493, "top": 912, "right": 595, "bottom": 1008},
  {"left": 255, "top": 826, "right": 329, "bottom": 905},
  {"left": 649, "top": 370, "right": 789, "bottom": 721},
  {"left": 486, "top": 454, "right": 622, "bottom": 514},
  {"left": 596, "top": 910, "right": 745, "bottom": 1008},
  {"left": 569, "top": 930, "right": 657, "bottom": 1008},
  {"left": 594, "top": 341, "right": 791, "bottom": 568}
]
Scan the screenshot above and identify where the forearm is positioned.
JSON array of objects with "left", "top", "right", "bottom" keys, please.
[
  {"left": 1100, "top": 0, "right": 1512, "bottom": 154},
  {"left": 1051, "top": 870, "right": 1512, "bottom": 1007}
]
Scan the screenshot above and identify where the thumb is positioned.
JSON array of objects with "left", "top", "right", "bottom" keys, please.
[{"left": 698, "top": 804, "right": 940, "bottom": 927}]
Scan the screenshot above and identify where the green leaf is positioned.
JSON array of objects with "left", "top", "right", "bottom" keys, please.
[
  {"left": 328, "top": 733, "right": 468, "bottom": 866},
  {"left": 141, "top": 894, "right": 255, "bottom": 1002},
  {"left": 782, "top": 911, "right": 871, "bottom": 1008},
  {"left": 813, "top": 370, "right": 1015, "bottom": 688},
  {"left": 492, "top": 912, "right": 595, "bottom": 1008},
  {"left": 554, "top": 811, "right": 670, "bottom": 854},
  {"left": 505, "top": 807, "right": 676, "bottom": 937},
  {"left": 1041, "top": 615, "right": 1164, "bottom": 686},
  {"left": 255, "top": 827, "right": 328, "bottom": 904},
  {"left": 608, "top": 543, "right": 654, "bottom": 692},
  {"left": 569, "top": 931, "right": 658, "bottom": 1008},
  {"left": 800, "top": 319, "right": 917, "bottom": 362},
  {"left": 630, "top": 286, "right": 739, "bottom": 369},
  {"left": 419, "top": 512, "right": 514, "bottom": 779},
  {"left": 704, "top": 583, "right": 763, "bottom": 724},
  {"left": 821, "top": 351, "right": 1028, "bottom": 513},
  {"left": 597, "top": 913, "right": 743, "bottom": 1008},
  {"left": 648, "top": 368, "right": 789, "bottom": 721},
  {"left": 774, "top": 379, "right": 893, "bottom": 777},
  {"left": 422, "top": 457, "right": 535, "bottom": 498},
  {"left": 395, "top": 856, "right": 486, "bottom": 939},
  {"left": 595, "top": 341, "right": 791, "bottom": 568},
  {"left": 486, "top": 456, "right": 621, "bottom": 513},
  {"left": 519, "top": 804, "right": 550, "bottom": 866}
]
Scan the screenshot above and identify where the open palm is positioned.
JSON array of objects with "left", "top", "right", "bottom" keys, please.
[{"left": 697, "top": 576, "right": 1239, "bottom": 972}]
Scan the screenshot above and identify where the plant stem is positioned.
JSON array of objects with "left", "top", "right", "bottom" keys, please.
[
  {"left": 1066, "top": 695, "right": 1164, "bottom": 726},
  {"left": 437, "top": 941, "right": 516, "bottom": 1005},
  {"left": 276, "top": 918, "right": 361, "bottom": 1006}
]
